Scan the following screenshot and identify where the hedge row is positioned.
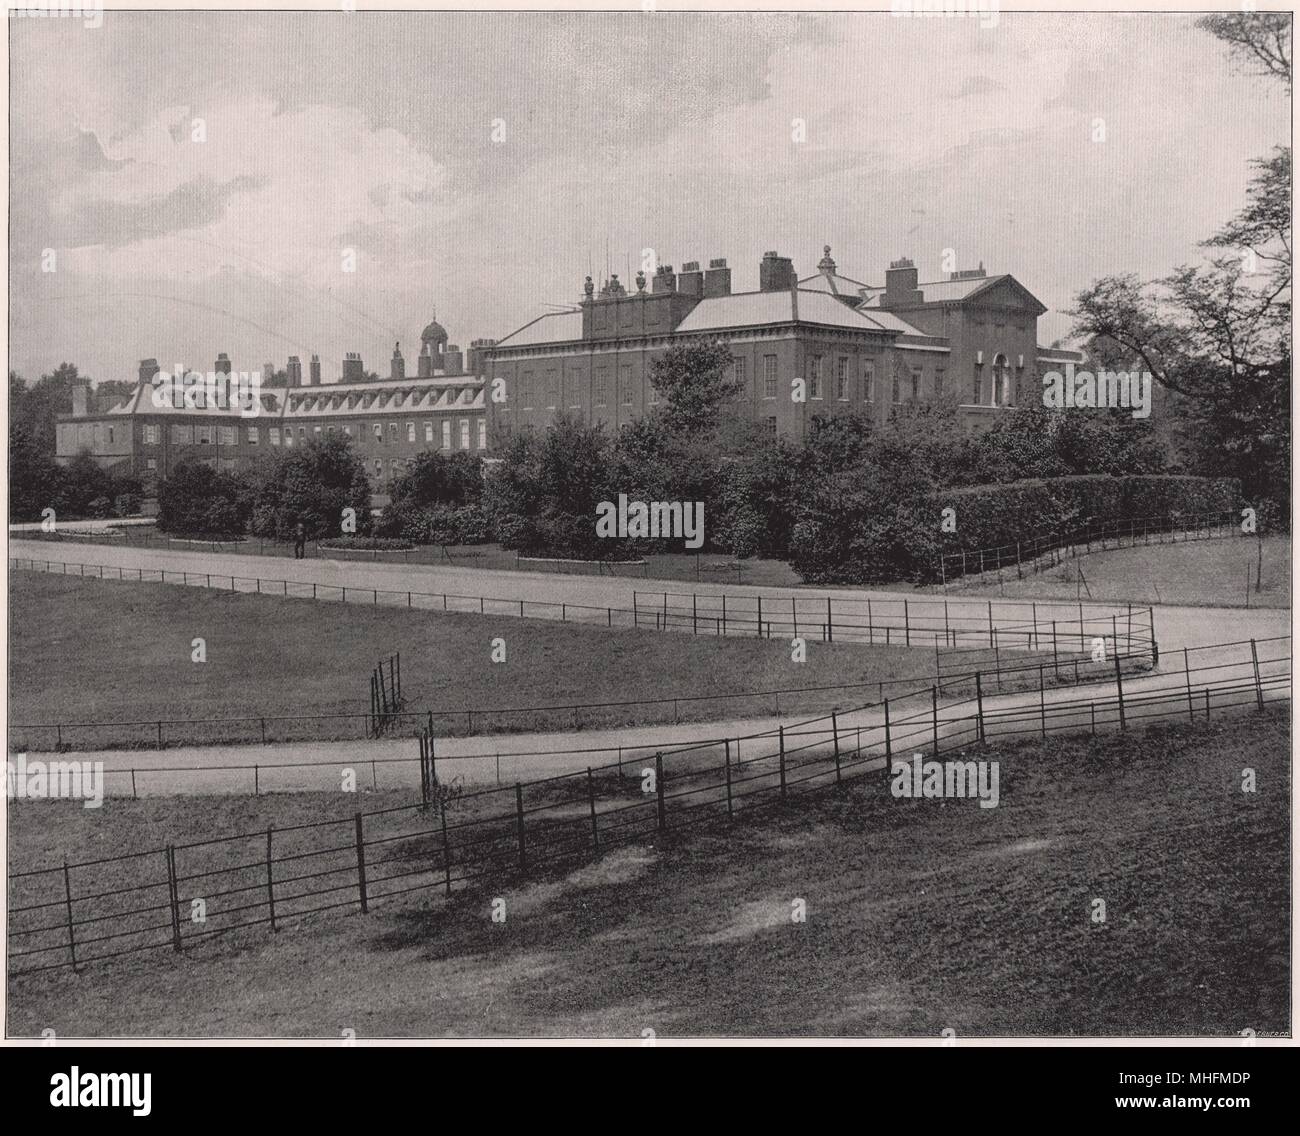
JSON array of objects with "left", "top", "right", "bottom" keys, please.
[{"left": 934, "top": 474, "right": 1241, "bottom": 570}]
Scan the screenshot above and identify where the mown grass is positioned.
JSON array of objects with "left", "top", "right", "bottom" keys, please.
[
  {"left": 9, "top": 572, "right": 936, "bottom": 748},
  {"left": 6, "top": 709, "right": 1287, "bottom": 1037},
  {"left": 960, "top": 535, "right": 1290, "bottom": 608}
]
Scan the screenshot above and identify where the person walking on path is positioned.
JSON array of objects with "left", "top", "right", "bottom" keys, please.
[{"left": 293, "top": 521, "right": 306, "bottom": 560}]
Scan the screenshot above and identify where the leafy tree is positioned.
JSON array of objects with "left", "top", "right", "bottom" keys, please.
[
  {"left": 9, "top": 363, "right": 84, "bottom": 455},
  {"left": 9, "top": 425, "right": 62, "bottom": 521},
  {"left": 247, "top": 435, "right": 372, "bottom": 540},
  {"left": 648, "top": 341, "right": 742, "bottom": 435},
  {"left": 157, "top": 462, "right": 251, "bottom": 536}
]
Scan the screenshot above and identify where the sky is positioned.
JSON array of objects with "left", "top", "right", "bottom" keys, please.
[{"left": 7, "top": 10, "right": 1290, "bottom": 387}]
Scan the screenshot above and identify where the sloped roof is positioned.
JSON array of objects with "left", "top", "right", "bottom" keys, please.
[
  {"left": 858, "top": 274, "right": 1011, "bottom": 306},
  {"left": 676, "top": 289, "right": 922, "bottom": 335},
  {"left": 493, "top": 310, "right": 584, "bottom": 348},
  {"left": 796, "top": 269, "right": 876, "bottom": 298}
]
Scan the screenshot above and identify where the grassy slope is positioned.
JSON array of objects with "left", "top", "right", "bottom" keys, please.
[
  {"left": 6, "top": 711, "right": 1287, "bottom": 1037},
  {"left": 959, "top": 535, "right": 1290, "bottom": 608},
  {"left": 8, "top": 572, "right": 934, "bottom": 741}
]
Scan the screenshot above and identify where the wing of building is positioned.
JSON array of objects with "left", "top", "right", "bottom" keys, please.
[
  {"left": 56, "top": 335, "right": 493, "bottom": 501},
  {"left": 487, "top": 247, "right": 1082, "bottom": 442}
]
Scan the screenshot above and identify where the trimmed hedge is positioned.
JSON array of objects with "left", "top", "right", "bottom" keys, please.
[{"left": 933, "top": 474, "right": 1240, "bottom": 572}]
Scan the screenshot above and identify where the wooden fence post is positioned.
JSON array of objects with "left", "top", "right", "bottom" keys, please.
[
  {"left": 725, "top": 740, "right": 734, "bottom": 818},
  {"left": 832, "top": 712, "right": 841, "bottom": 783},
  {"left": 1039, "top": 666, "right": 1046, "bottom": 738},
  {"left": 1250, "top": 639, "right": 1264, "bottom": 710},
  {"left": 883, "top": 699, "right": 892, "bottom": 766},
  {"left": 932, "top": 686, "right": 939, "bottom": 754},
  {"left": 587, "top": 767, "right": 599, "bottom": 850},
  {"left": 166, "top": 846, "right": 182, "bottom": 953},
  {"left": 975, "top": 672, "right": 986, "bottom": 743},
  {"left": 778, "top": 726, "right": 787, "bottom": 797},
  {"left": 440, "top": 799, "right": 453, "bottom": 896},
  {"left": 655, "top": 754, "right": 666, "bottom": 831},
  {"left": 266, "top": 827, "right": 277, "bottom": 932},
  {"left": 1114, "top": 651, "right": 1126, "bottom": 731},
  {"left": 515, "top": 783, "right": 527, "bottom": 869},
  {"left": 354, "top": 813, "right": 368, "bottom": 913},
  {"left": 1184, "top": 647, "right": 1194, "bottom": 723},
  {"left": 62, "top": 860, "right": 78, "bottom": 972}
]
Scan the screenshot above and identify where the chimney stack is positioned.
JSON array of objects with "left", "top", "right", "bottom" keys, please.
[
  {"left": 882, "top": 257, "right": 922, "bottom": 305},
  {"left": 342, "top": 352, "right": 364, "bottom": 383},
  {"left": 138, "top": 358, "right": 160, "bottom": 387},
  {"left": 214, "top": 352, "right": 232, "bottom": 375},
  {"left": 71, "top": 380, "right": 89, "bottom": 418},
  {"left": 467, "top": 338, "right": 497, "bottom": 376},
  {"left": 391, "top": 342, "right": 405, "bottom": 381},
  {"left": 703, "top": 258, "right": 732, "bottom": 298},
  {"left": 759, "top": 251, "right": 797, "bottom": 292},
  {"left": 677, "top": 260, "right": 703, "bottom": 297},
  {"left": 651, "top": 264, "right": 677, "bottom": 294},
  {"left": 444, "top": 344, "right": 464, "bottom": 375},
  {"left": 287, "top": 356, "right": 302, "bottom": 386},
  {"left": 309, "top": 355, "right": 321, "bottom": 386}
]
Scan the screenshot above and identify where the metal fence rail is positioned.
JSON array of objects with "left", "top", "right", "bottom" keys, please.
[
  {"left": 8, "top": 635, "right": 1288, "bottom": 977},
  {"left": 935, "top": 509, "right": 1244, "bottom": 586}
]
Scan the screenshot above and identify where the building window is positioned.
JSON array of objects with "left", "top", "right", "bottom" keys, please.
[
  {"left": 935, "top": 368, "right": 946, "bottom": 399},
  {"left": 146, "top": 458, "right": 157, "bottom": 471},
  {"left": 247, "top": 426, "right": 259, "bottom": 444},
  {"left": 283, "top": 431, "right": 293, "bottom": 447},
  {"left": 219, "top": 425, "right": 236, "bottom": 446},
  {"left": 424, "top": 421, "right": 433, "bottom": 443},
  {"left": 373, "top": 422, "right": 383, "bottom": 442},
  {"left": 891, "top": 372, "right": 901, "bottom": 404},
  {"left": 620, "top": 365, "right": 633, "bottom": 406},
  {"left": 546, "top": 369, "right": 560, "bottom": 409},
  {"left": 863, "top": 363, "right": 875, "bottom": 402},
  {"left": 388, "top": 423, "right": 398, "bottom": 443},
  {"left": 836, "top": 358, "right": 849, "bottom": 401},
  {"left": 733, "top": 356, "right": 747, "bottom": 399},
  {"left": 390, "top": 459, "right": 401, "bottom": 476},
  {"left": 972, "top": 364, "right": 983, "bottom": 405},
  {"left": 477, "top": 420, "right": 487, "bottom": 450},
  {"left": 373, "top": 459, "right": 382, "bottom": 477},
  {"left": 763, "top": 355, "right": 778, "bottom": 399},
  {"left": 171, "top": 424, "right": 192, "bottom": 444},
  {"left": 270, "top": 427, "right": 280, "bottom": 446},
  {"left": 460, "top": 419, "right": 470, "bottom": 449},
  {"left": 808, "top": 356, "right": 822, "bottom": 399},
  {"left": 594, "top": 368, "right": 609, "bottom": 408},
  {"left": 298, "top": 427, "right": 306, "bottom": 440},
  {"left": 910, "top": 368, "right": 922, "bottom": 402},
  {"left": 407, "top": 421, "right": 416, "bottom": 443},
  {"left": 326, "top": 425, "right": 334, "bottom": 438},
  {"left": 521, "top": 370, "right": 534, "bottom": 409},
  {"left": 343, "top": 424, "right": 352, "bottom": 438},
  {"left": 139, "top": 424, "right": 156, "bottom": 444},
  {"left": 766, "top": 416, "right": 778, "bottom": 435},
  {"left": 441, "top": 420, "right": 451, "bottom": 450}
]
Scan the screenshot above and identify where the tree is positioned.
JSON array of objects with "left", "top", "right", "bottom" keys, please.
[
  {"left": 157, "top": 462, "right": 251, "bottom": 536},
  {"left": 1197, "top": 12, "right": 1291, "bottom": 90},
  {"left": 9, "top": 363, "right": 84, "bottom": 455},
  {"left": 247, "top": 435, "right": 372, "bottom": 540},
  {"left": 648, "top": 341, "right": 742, "bottom": 435},
  {"left": 9, "top": 425, "right": 61, "bottom": 521}
]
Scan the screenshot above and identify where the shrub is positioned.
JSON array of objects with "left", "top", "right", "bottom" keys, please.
[{"left": 157, "top": 462, "right": 251, "bottom": 537}]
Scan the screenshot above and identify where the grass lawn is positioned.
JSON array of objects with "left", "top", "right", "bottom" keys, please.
[
  {"left": 6, "top": 709, "right": 1287, "bottom": 1037},
  {"left": 958, "top": 535, "right": 1290, "bottom": 609},
  {"left": 9, "top": 571, "right": 937, "bottom": 748}
]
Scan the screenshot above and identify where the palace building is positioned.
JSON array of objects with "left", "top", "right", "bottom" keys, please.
[
  {"left": 55, "top": 318, "right": 492, "bottom": 497},
  {"left": 486, "top": 247, "right": 1081, "bottom": 441}
]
